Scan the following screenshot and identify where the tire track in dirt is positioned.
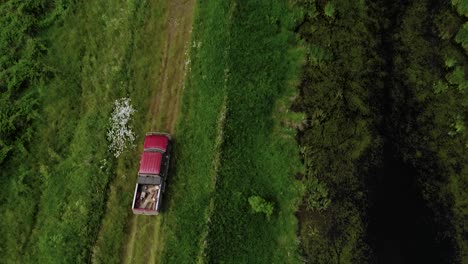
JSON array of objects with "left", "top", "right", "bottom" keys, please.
[
  {"left": 148, "top": 0, "right": 194, "bottom": 132},
  {"left": 123, "top": 0, "right": 195, "bottom": 263}
]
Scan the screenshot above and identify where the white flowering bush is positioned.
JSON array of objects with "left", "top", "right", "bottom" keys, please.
[{"left": 107, "top": 97, "right": 136, "bottom": 157}]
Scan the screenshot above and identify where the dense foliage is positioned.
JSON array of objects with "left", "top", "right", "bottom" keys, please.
[
  {"left": 293, "top": 0, "right": 381, "bottom": 262},
  {"left": 248, "top": 196, "right": 274, "bottom": 219},
  {"left": 392, "top": 1, "right": 467, "bottom": 261},
  {"left": 0, "top": 0, "right": 71, "bottom": 166},
  {"left": 294, "top": 0, "right": 467, "bottom": 263},
  {"left": 0, "top": 1, "right": 74, "bottom": 261}
]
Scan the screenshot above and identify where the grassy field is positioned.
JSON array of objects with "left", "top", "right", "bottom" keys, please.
[
  {"left": 90, "top": 0, "right": 169, "bottom": 263},
  {"left": 158, "top": 0, "right": 305, "bottom": 263},
  {"left": 156, "top": 1, "right": 232, "bottom": 262},
  {"left": 0, "top": 0, "right": 169, "bottom": 263},
  {"left": 1, "top": 0, "right": 305, "bottom": 263},
  {"left": 99, "top": 0, "right": 196, "bottom": 263},
  {"left": 203, "top": 1, "right": 304, "bottom": 262}
]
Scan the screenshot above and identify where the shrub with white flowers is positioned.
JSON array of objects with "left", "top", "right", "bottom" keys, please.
[{"left": 107, "top": 97, "right": 136, "bottom": 157}]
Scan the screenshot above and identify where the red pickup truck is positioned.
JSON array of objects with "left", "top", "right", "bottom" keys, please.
[{"left": 131, "top": 132, "right": 172, "bottom": 215}]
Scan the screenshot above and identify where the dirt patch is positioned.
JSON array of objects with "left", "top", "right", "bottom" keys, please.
[{"left": 147, "top": 0, "right": 195, "bottom": 132}]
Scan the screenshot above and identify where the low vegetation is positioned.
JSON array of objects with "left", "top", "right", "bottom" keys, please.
[
  {"left": 159, "top": 0, "right": 304, "bottom": 263},
  {"left": 107, "top": 97, "right": 136, "bottom": 158},
  {"left": 203, "top": 0, "right": 304, "bottom": 262},
  {"left": 156, "top": 1, "right": 231, "bottom": 262},
  {"left": 248, "top": 196, "right": 274, "bottom": 219},
  {"left": 91, "top": 1, "right": 168, "bottom": 262},
  {"left": 0, "top": 0, "right": 163, "bottom": 262}
]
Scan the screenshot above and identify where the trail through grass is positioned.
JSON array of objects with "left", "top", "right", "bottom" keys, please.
[
  {"left": 154, "top": 2, "right": 233, "bottom": 262},
  {"left": 1, "top": 0, "right": 303, "bottom": 263},
  {"left": 0, "top": 0, "right": 180, "bottom": 263},
  {"left": 92, "top": 0, "right": 196, "bottom": 263}
]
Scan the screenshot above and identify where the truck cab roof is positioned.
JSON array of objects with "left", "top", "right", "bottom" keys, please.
[
  {"left": 139, "top": 151, "right": 163, "bottom": 175},
  {"left": 144, "top": 134, "right": 169, "bottom": 152}
]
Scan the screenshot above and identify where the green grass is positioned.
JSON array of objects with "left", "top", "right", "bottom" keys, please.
[
  {"left": 157, "top": 2, "right": 232, "bottom": 262},
  {"left": 90, "top": 1, "right": 168, "bottom": 263},
  {"left": 159, "top": 0, "right": 304, "bottom": 263},
  {"left": 204, "top": 1, "right": 304, "bottom": 262},
  {"left": 2, "top": 1, "right": 304, "bottom": 263},
  {"left": 0, "top": 0, "right": 163, "bottom": 263}
]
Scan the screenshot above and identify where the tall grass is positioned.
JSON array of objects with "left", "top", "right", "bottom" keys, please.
[
  {"left": 204, "top": 1, "right": 304, "bottom": 262},
  {"left": 0, "top": 0, "right": 159, "bottom": 263}
]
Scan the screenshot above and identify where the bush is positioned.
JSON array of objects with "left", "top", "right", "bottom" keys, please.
[
  {"left": 248, "top": 196, "right": 274, "bottom": 219},
  {"left": 305, "top": 178, "right": 330, "bottom": 211},
  {"left": 107, "top": 97, "right": 136, "bottom": 158}
]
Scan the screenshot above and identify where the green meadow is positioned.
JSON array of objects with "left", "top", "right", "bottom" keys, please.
[
  {"left": 159, "top": 1, "right": 304, "bottom": 263},
  {"left": 0, "top": 0, "right": 167, "bottom": 262},
  {"left": 2, "top": 0, "right": 466, "bottom": 263}
]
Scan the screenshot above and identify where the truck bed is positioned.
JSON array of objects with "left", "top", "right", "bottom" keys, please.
[{"left": 132, "top": 183, "right": 162, "bottom": 215}]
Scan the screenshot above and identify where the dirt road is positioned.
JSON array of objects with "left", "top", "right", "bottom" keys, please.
[{"left": 123, "top": 0, "right": 195, "bottom": 263}]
